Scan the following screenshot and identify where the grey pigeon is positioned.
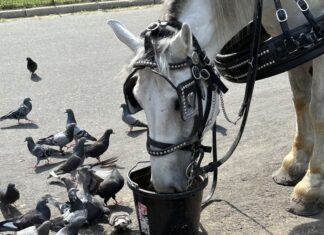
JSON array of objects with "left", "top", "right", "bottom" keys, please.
[
  {"left": 55, "top": 210, "right": 87, "bottom": 235},
  {"left": 26, "top": 57, "right": 37, "bottom": 74},
  {"left": 0, "top": 183, "right": 20, "bottom": 206},
  {"left": 65, "top": 109, "right": 97, "bottom": 142},
  {"left": 37, "top": 124, "right": 76, "bottom": 155},
  {"left": 48, "top": 188, "right": 87, "bottom": 225},
  {"left": 0, "top": 197, "right": 51, "bottom": 231},
  {"left": 120, "top": 104, "right": 147, "bottom": 132},
  {"left": 16, "top": 220, "right": 51, "bottom": 235},
  {"left": 0, "top": 98, "right": 32, "bottom": 124},
  {"left": 84, "top": 129, "right": 114, "bottom": 162},
  {"left": 25, "top": 137, "right": 60, "bottom": 168},
  {"left": 96, "top": 165, "right": 124, "bottom": 206},
  {"left": 48, "top": 138, "right": 87, "bottom": 178},
  {"left": 73, "top": 169, "right": 110, "bottom": 224}
]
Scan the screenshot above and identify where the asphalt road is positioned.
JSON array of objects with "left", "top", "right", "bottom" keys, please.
[{"left": 0, "top": 5, "right": 323, "bottom": 235}]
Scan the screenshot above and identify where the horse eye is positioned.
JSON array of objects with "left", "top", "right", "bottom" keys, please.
[{"left": 175, "top": 100, "right": 180, "bottom": 111}]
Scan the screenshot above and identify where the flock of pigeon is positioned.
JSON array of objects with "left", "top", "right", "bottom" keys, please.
[{"left": 0, "top": 58, "right": 148, "bottom": 234}]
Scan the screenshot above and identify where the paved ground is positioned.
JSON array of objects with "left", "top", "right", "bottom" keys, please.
[{"left": 0, "top": 5, "right": 324, "bottom": 235}]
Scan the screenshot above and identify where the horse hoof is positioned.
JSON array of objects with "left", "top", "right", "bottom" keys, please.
[
  {"left": 272, "top": 167, "right": 303, "bottom": 186},
  {"left": 287, "top": 198, "right": 323, "bottom": 216}
]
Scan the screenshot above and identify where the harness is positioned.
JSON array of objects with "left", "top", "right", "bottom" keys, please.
[
  {"left": 124, "top": 20, "right": 228, "bottom": 159},
  {"left": 215, "top": 0, "right": 324, "bottom": 83}
]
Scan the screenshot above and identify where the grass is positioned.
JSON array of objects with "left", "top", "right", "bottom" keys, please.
[{"left": 0, "top": 0, "right": 112, "bottom": 10}]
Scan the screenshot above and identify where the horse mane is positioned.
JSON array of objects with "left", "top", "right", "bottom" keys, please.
[
  {"left": 161, "top": 0, "right": 187, "bottom": 21},
  {"left": 121, "top": 0, "right": 255, "bottom": 80}
]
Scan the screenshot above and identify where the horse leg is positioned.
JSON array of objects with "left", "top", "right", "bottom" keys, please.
[
  {"left": 272, "top": 62, "right": 313, "bottom": 186},
  {"left": 289, "top": 56, "right": 324, "bottom": 216}
]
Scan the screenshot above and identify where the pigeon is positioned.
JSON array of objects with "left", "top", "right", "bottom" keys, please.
[
  {"left": 0, "top": 197, "right": 51, "bottom": 231},
  {"left": 84, "top": 129, "right": 114, "bottom": 162},
  {"left": 55, "top": 209, "right": 87, "bottom": 235},
  {"left": 16, "top": 220, "right": 51, "bottom": 235},
  {"left": 37, "top": 124, "right": 76, "bottom": 155},
  {"left": 0, "top": 98, "right": 32, "bottom": 124},
  {"left": 25, "top": 137, "right": 60, "bottom": 168},
  {"left": 120, "top": 103, "right": 147, "bottom": 132},
  {"left": 108, "top": 211, "right": 132, "bottom": 231},
  {"left": 0, "top": 183, "right": 20, "bottom": 206},
  {"left": 48, "top": 138, "right": 87, "bottom": 178},
  {"left": 65, "top": 109, "right": 97, "bottom": 142},
  {"left": 26, "top": 57, "right": 37, "bottom": 74},
  {"left": 96, "top": 165, "right": 124, "bottom": 206},
  {"left": 48, "top": 188, "right": 87, "bottom": 225}
]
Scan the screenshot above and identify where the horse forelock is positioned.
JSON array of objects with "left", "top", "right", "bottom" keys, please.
[{"left": 121, "top": 37, "right": 172, "bottom": 83}]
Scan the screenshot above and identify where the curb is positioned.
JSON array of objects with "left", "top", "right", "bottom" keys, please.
[{"left": 0, "top": 0, "right": 162, "bottom": 19}]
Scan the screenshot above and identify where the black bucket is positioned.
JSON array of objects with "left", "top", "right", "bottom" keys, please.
[{"left": 127, "top": 162, "right": 208, "bottom": 235}]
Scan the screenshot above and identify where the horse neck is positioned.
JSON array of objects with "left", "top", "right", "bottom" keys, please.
[{"left": 171, "top": 0, "right": 254, "bottom": 58}]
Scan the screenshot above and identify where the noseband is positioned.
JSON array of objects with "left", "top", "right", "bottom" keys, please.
[{"left": 124, "top": 20, "right": 228, "bottom": 160}]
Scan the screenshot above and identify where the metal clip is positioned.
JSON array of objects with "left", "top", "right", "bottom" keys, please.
[
  {"left": 146, "top": 22, "right": 159, "bottom": 31},
  {"left": 191, "top": 51, "right": 200, "bottom": 65},
  {"left": 284, "top": 37, "right": 299, "bottom": 54},
  {"left": 276, "top": 9, "right": 288, "bottom": 23}
]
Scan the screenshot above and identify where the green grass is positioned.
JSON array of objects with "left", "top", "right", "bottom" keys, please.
[{"left": 0, "top": 0, "right": 111, "bottom": 10}]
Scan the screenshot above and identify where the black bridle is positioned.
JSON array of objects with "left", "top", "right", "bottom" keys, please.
[
  {"left": 125, "top": 20, "right": 228, "bottom": 158},
  {"left": 124, "top": 0, "right": 263, "bottom": 204}
]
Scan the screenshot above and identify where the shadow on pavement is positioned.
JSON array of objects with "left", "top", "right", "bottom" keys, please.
[
  {"left": 110, "top": 229, "right": 140, "bottom": 235},
  {"left": 1, "top": 123, "right": 39, "bottom": 130},
  {"left": 31, "top": 73, "right": 42, "bottom": 82},
  {"left": 108, "top": 204, "right": 134, "bottom": 215},
  {"left": 216, "top": 124, "right": 227, "bottom": 136},
  {"left": 202, "top": 199, "right": 274, "bottom": 235},
  {"left": 289, "top": 212, "right": 324, "bottom": 234},
  {"left": 34, "top": 160, "right": 66, "bottom": 174},
  {"left": 0, "top": 203, "right": 22, "bottom": 219},
  {"left": 127, "top": 129, "right": 147, "bottom": 138}
]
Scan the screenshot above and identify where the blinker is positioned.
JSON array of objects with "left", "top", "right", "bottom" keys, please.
[
  {"left": 177, "top": 79, "right": 199, "bottom": 121},
  {"left": 124, "top": 73, "right": 143, "bottom": 114}
]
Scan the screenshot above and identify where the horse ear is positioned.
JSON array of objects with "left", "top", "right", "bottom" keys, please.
[
  {"left": 180, "top": 23, "right": 193, "bottom": 50},
  {"left": 169, "top": 23, "right": 193, "bottom": 58},
  {"left": 107, "top": 20, "right": 143, "bottom": 53}
]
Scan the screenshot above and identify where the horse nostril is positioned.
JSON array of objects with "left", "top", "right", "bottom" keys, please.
[{"left": 175, "top": 100, "right": 180, "bottom": 111}]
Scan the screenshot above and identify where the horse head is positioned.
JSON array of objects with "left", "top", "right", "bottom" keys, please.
[{"left": 108, "top": 20, "right": 219, "bottom": 193}]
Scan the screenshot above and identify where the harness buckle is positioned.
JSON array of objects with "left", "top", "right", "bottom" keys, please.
[
  {"left": 297, "top": 0, "right": 309, "bottom": 12},
  {"left": 146, "top": 22, "right": 160, "bottom": 31},
  {"left": 200, "top": 69, "right": 210, "bottom": 81},
  {"left": 276, "top": 9, "right": 288, "bottom": 23},
  {"left": 192, "top": 66, "right": 200, "bottom": 79}
]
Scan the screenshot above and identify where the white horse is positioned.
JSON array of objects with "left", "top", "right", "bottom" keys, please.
[{"left": 108, "top": 0, "right": 324, "bottom": 215}]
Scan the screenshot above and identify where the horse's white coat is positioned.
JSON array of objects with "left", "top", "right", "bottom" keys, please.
[{"left": 109, "top": 0, "right": 324, "bottom": 209}]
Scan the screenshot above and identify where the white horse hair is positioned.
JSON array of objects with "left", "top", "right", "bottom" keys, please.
[{"left": 109, "top": 0, "right": 324, "bottom": 215}]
